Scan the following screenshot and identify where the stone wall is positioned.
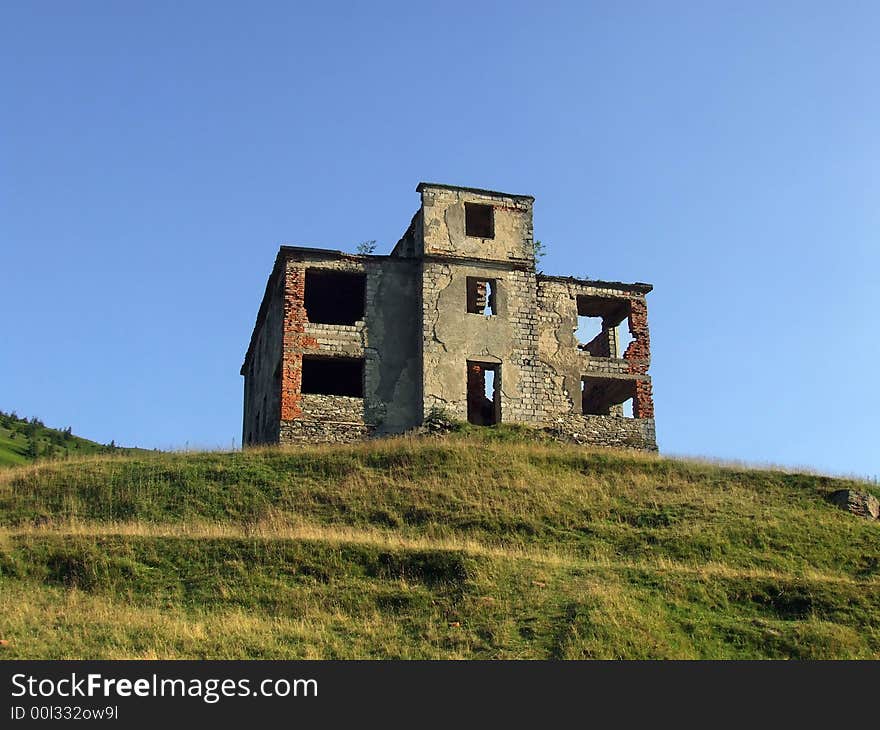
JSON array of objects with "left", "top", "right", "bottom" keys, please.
[
  {"left": 546, "top": 415, "right": 657, "bottom": 450},
  {"left": 280, "top": 394, "right": 368, "bottom": 444}
]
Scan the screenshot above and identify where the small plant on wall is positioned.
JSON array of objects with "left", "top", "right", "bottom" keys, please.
[{"left": 533, "top": 239, "right": 547, "bottom": 269}]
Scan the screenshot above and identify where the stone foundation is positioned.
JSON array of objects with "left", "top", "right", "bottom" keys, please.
[
  {"left": 280, "top": 394, "right": 370, "bottom": 444},
  {"left": 545, "top": 416, "right": 657, "bottom": 451},
  {"left": 280, "top": 419, "right": 370, "bottom": 444}
]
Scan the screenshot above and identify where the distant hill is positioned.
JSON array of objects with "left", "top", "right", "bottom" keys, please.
[
  {"left": 0, "top": 410, "right": 146, "bottom": 467},
  {"left": 0, "top": 428, "right": 878, "bottom": 659}
]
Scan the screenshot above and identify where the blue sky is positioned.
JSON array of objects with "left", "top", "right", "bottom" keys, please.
[{"left": 2, "top": 2, "right": 877, "bottom": 476}]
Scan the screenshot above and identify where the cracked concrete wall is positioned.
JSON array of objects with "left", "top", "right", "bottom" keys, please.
[
  {"left": 417, "top": 184, "right": 543, "bottom": 424},
  {"left": 421, "top": 262, "right": 544, "bottom": 424},
  {"left": 420, "top": 186, "right": 534, "bottom": 263},
  {"left": 275, "top": 252, "right": 421, "bottom": 444},
  {"left": 421, "top": 262, "right": 532, "bottom": 421}
]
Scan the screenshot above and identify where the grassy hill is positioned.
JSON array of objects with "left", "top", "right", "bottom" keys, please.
[
  {"left": 0, "top": 411, "right": 145, "bottom": 467},
  {"left": 0, "top": 429, "right": 878, "bottom": 659}
]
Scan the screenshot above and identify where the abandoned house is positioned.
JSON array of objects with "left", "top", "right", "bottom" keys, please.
[{"left": 241, "top": 183, "right": 656, "bottom": 450}]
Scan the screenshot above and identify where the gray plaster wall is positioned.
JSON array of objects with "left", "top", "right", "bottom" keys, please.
[
  {"left": 364, "top": 256, "right": 422, "bottom": 434},
  {"left": 420, "top": 185, "right": 534, "bottom": 264},
  {"left": 241, "top": 265, "right": 284, "bottom": 446}
]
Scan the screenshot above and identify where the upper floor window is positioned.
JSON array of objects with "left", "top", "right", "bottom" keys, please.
[
  {"left": 466, "top": 277, "right": 497, "bottom": 315},
  {"left": 576, "top": 295, "right": 631, "bottom": 358},
  {"left": 304, "top": 269, "right": 366, "bottom": 325},
  {"left": 465, "top": 203, "right": 494, "bottom": 239}
]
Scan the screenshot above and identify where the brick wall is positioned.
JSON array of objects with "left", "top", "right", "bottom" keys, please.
[{"left": 623, "top": 299, "right": 654, "bottom": 419}]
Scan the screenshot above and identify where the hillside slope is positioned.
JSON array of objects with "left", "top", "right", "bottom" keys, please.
[
  {"left": 0, "top": 411, "right": 144, "bottom": 467},
  {"left": 0, "top": 431, "right": 878, "bottom": 659}
]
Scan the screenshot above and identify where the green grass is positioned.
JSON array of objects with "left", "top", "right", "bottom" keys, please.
[{"left": 0, "top": 430, "right": 877, "bottom": 658}]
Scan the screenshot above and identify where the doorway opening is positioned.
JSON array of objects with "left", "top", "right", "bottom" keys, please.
[{"left": 466, "top": 361, "right": 500, "bottom": 426}]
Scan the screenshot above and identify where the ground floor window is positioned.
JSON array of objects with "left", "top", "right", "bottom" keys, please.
[
  {"left": 301, "top": 356, "right": 364, "bottom": 397},
  {"left": 581, "top": 376, "right": 635, "bottom": 417}
]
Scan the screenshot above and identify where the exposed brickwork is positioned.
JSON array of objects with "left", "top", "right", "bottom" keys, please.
[
  {"left": 633, "top": 379, "right": 654, "bottom": 419},
  {"left": 242, "top": 182, "right": 657, "bottom": 450},
  {"left": 623, "top": 298, "right": 654, "bottom": 420},
  {"left": 623, "top": 299, "right": 651, "bottom": 372},
  {"left": 281, "top": 265, "right": 319, "bottom": 420}
]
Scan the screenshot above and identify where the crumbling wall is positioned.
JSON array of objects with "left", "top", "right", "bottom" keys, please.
[
  {"left": 278, "top": 252, "right": 421, "bottom": 444},
  {"left": 536, "top": 277, "right": 656, "bottom": 450},
  {"left": 622, "top": 299, "right": 654, "bottom": 419},
  {"left": 547, "top": 415, "right": 657, "bottom": 449},
  {"left": 280, "top": 263, "right": 320, "bottom": 424},
  {"left": 535, "top": 278, "right": 587, "bottom": 421},
  {"left": 390, "top": 209, "right": 423, "bottom": 258},
  {"left": 581, "top": 329, "right": 613, "bottom": 357}
]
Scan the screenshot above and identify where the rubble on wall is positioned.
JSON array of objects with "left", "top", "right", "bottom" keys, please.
[{"left": 544, "top": 416, "right": 657, "bottom": 451}]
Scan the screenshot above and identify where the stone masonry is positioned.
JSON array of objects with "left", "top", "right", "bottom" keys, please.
[{"left": 241, "top": 183, "right": 657, "bottom": 450}]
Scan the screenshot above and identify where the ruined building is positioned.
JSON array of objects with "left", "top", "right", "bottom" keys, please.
[{"left": 241, "top": 183, "right": 656, "bottom": 450}]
